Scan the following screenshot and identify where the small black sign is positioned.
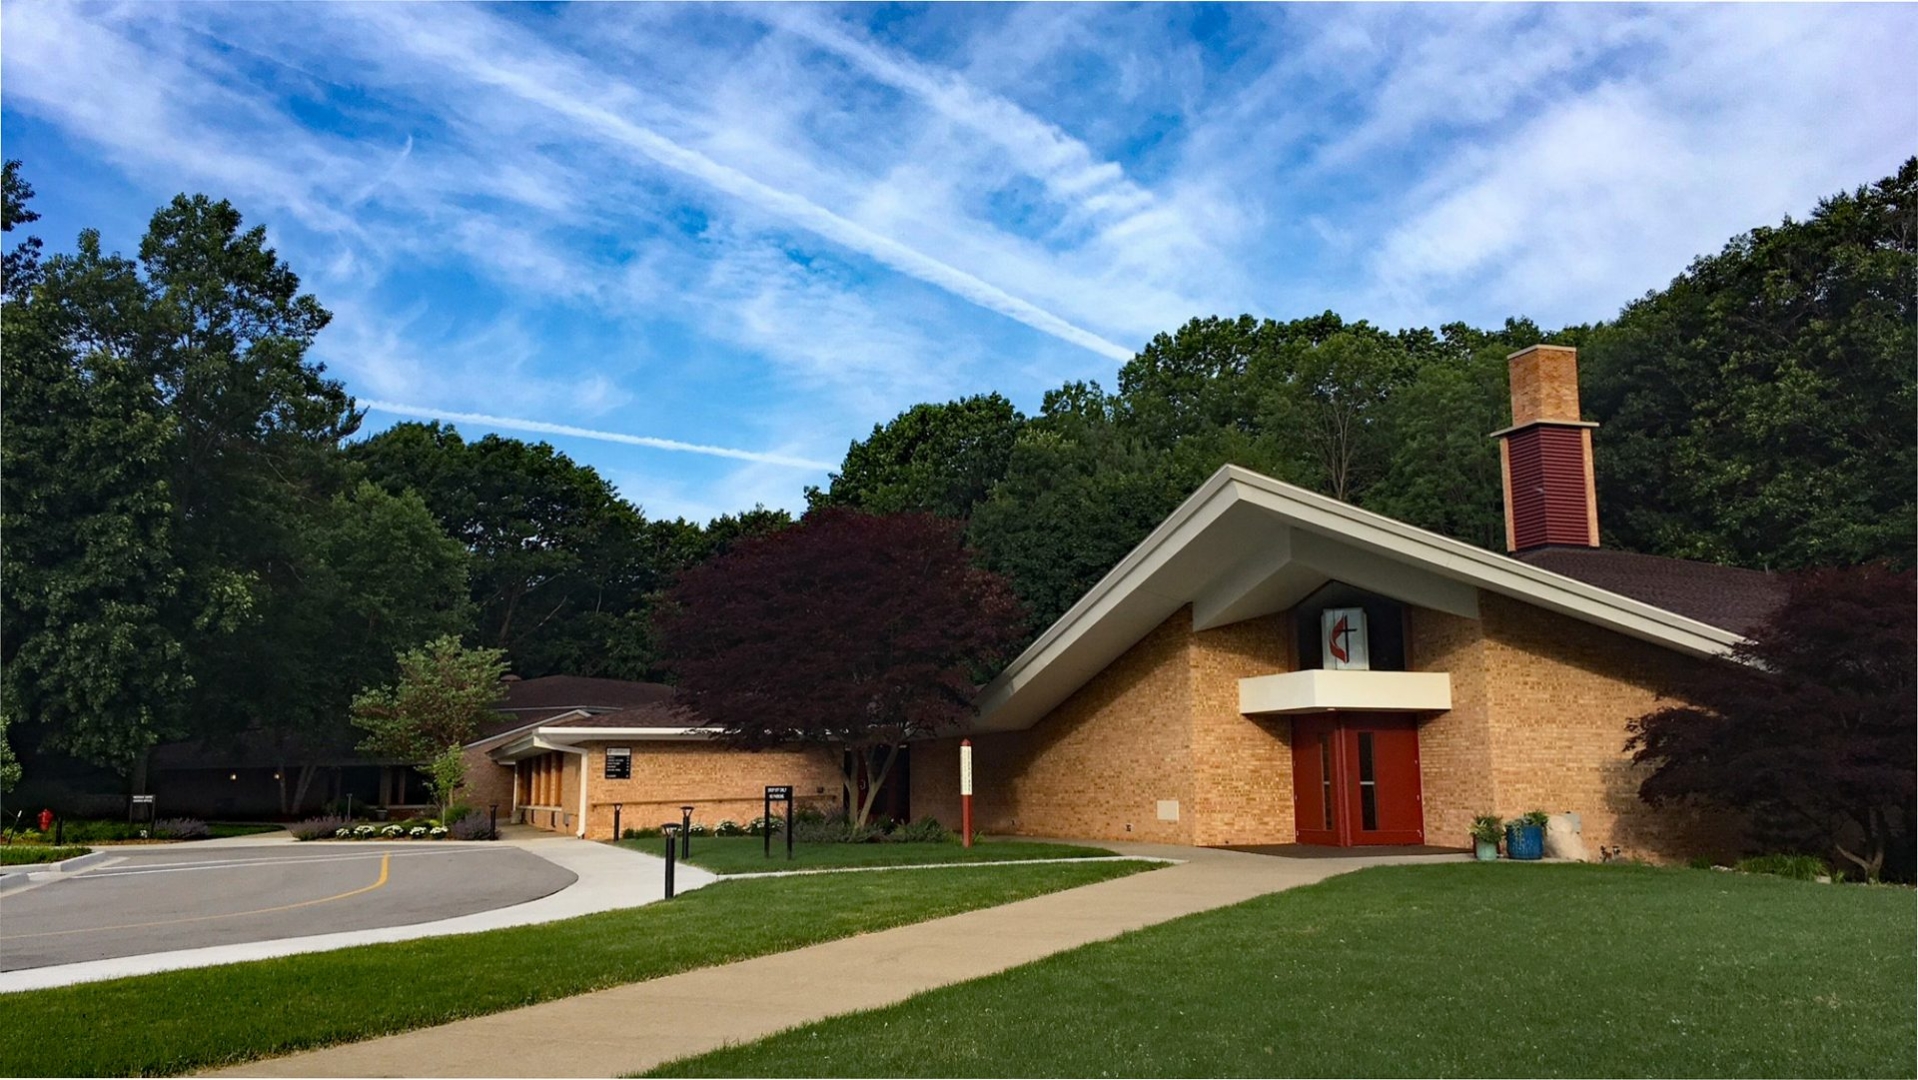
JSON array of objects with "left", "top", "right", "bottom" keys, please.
[
  {"left": 604, "top": 748, "right": 632, "bottom": 780},
  {"left": 764, "top": 785, "right": 793, "bottom": 801}
]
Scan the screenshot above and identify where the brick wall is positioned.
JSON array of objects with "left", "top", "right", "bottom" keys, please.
[
  {"left": 1409, "top": 605, "right": 1498, "bottom": 848},
  {"left": 914, "top": 610, "right": 1199, "bottom": 843},
  {"left": 577, "top": 741, "right": 842, "bottom": 841},
  {"left": 1189, "top": 613, "right": 1295, "bottom": 846},
  {"left": 457, "top": 745, "right": 516, "bottom": 818},
  {"left": 1478, "top": 592, "right": 1743, "bottom": 861}
]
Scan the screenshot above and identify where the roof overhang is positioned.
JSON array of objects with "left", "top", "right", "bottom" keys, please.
[
  {"left": 969, "top": 465, "right": 1741, "bottom": 734},
  {"left": 1239, "top": 670, "right": 1452, "bottom": 715},
  {"left": 487, "top": 725, "right": 719, "bottom": 763}
]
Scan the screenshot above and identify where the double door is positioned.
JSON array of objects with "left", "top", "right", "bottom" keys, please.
[{"left": 1292, "top": 716, "right": 1424, "bottom": 846}]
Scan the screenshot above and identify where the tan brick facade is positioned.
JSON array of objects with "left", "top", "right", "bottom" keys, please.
[
  {"left": 577, "top": 742, "right": 841, "bottom": 840},
  {"left": 1507, "top": 344, "right": 1582, "bottom": 426},
  {"left": 914, "top": 590, "right": 1740, "bottom": 863}
]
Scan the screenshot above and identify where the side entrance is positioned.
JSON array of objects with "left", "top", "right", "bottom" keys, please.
[{"left": 1291, "top": 715, "right": 1424, "bottom": 846}]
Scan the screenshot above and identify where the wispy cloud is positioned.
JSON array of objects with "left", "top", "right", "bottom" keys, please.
[{"left": 359, "top": 400, "right": 835, "bottom": 471}]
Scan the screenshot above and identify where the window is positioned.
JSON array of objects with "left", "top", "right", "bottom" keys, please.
[{"left": 1358, "top": 732, "right": 1378, "bottom": 832}]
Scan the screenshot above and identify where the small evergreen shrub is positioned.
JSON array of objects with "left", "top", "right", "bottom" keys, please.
[{"left": 450, "top": 815, "right": 498, "bottom": 841}]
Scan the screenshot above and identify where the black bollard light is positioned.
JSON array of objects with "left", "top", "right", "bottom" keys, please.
[
  {"left": 54, "top": 815, "right": 63, "bottom": 846},
  {"left": 613, "top": 804, "right": 622, "bottom": 841},
  {"left": 662, "top": 824, "right": 679, "bottom": 899},
  {"left": 489, "top": 803, "right": 498, "bottom": 839},
  {"left": 680, "top": 805, "right": 694, "bottom": 859}
]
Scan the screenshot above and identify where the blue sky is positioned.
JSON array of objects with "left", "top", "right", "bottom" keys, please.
[{"left": 5, "top": 3, "right": 1912, "bottom": 522}]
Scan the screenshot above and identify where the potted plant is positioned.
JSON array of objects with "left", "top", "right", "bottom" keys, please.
[
  {"left": 1505, "top": 810, "right": 1549, "bottom": 861},
  {"left": 1470, "top": 814, "right": 1503, "bottom": 861}
]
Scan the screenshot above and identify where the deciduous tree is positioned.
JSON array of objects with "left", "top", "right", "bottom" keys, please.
[
  {"left": 806, "top": 393, "right": 1026, "bottom": 520},
  {"left": 1625, "top": 564, "right": 1916, "bottom": 880},
  {"left": 351, "top": 636, "right": 508, "bottom": 818},
  {"left": 656, "top": 509, "right": 1026, "bottom": 828}
]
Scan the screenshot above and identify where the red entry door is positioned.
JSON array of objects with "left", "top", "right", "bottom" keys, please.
[{"left": 1291, "top": 715, "right": 1424, "bottom": 846}]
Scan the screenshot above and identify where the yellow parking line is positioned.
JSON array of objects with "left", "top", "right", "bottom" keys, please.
[{"left": 1, "top": 854, "right": 390, "bottom": 940}]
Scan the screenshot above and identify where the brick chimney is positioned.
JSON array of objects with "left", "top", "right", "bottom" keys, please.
[{"left": 1492, "top": 344, "right": 1599, "bottom": 552}]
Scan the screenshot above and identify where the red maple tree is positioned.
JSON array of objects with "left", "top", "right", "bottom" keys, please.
[
  {"left": 1627, "top": 564, "right": 1916, "bottom": 880},
  {"left": 655, "top": 508, "right": 1026, "bottom": 827}
]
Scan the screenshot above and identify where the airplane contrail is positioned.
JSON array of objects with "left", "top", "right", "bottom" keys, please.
[{"left": 360, "top": 400, "right": 836, "bottom": 471}]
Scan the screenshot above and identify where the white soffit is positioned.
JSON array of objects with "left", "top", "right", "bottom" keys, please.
[
  {"left": 1239, "top": 670, "right": 1453, "bottom": 715},
  {"left": 970, "top": 465, "right": 1742, "bottom": 734}
]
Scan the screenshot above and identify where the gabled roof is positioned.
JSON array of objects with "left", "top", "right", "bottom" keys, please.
[
  {"left": 473, "top": 676, "right": 677, "bottom": 741},
  {"left": 971, "top": 465, "right": 1745, "bottom": 734}
]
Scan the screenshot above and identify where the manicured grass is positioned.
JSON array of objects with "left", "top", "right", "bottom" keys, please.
[
  {"left": 2, "top": 860, "right": 1152, "bottom": 1077},
  {"left": 654, "top": 863, "right": 1917, "bottom": 1079},
  {"left": 0, "top": 845, "right": 91, "bottom": 866},
  {"left": 620, "top": 834, "right": 1116, "bottom": 874}
]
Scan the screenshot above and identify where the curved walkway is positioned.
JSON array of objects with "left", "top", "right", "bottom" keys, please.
[
  {"left": 0, "top": 831, "right": 712, "bottom": 992},
  {"left": 212, "top": 841, "right": 1464, "bottom": 1078}
]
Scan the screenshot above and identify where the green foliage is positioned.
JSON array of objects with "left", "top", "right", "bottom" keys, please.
[
  {"left": 3, "top": 158, "right": 45, "bottom": 295},
  {"left": 1583, "top": 158, "right": 1916, "bottom": 570},
  {"left": 1735, "top": 854, "right": 1830, "bottom": 882},
  {"left": 423, "top": 745, "right": 467, "bottom": 821},
  {"left": 1469, "top": 813, "right": 1504, "bottom": 845},
  {"left": 807, "top": 393, "right": 1026, "bottom": 519},
  {"left": 0, "top": 712, "right": 20, "bottom": 793},
  {"left": 350, "top": 635, "right": 507, "bottom": 763}
]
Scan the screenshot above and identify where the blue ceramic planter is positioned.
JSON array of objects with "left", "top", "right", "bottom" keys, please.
[{"left": 1506, "top": 823, "right": 1544, "bottom": 860}]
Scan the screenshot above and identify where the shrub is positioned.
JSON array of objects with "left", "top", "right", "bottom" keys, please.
[
  {"left": 152, "top": 818, "right": 209, "bottom": 841},
  {"left": 450, "top": 815, "right": 499, "bottom": 841},
  {"left": 794, "top": 809, "right": 882, "bottom": 845},
  {"left": 1469, "top": 814, "right": 1504, "bottom": 845},
  {"left": 380, "top": 825, "right": 405, "bottom": 838},
  {"left": 714, "top": 819, "right": 744, "bottom": 837},
  {"left": 443, "top": 803, "right": 476, "bottom": 824},
  {"left": 746, "top": 815, "right": 784, "bottom": 834},
  {"left": 1736, "top": 853, "right": 1829, "bottom": 881},
  {"left": 884, "top": 816, "right": 952, "bottom": 844},
  {"left": 287, "top": 816, "right": 347, "bottom": 841},
  {"left": 352, "top": 824, "right": 378, "bottom": 838},
  {"left": 622, "top": 826, "right": 661, "bottom": 840}
]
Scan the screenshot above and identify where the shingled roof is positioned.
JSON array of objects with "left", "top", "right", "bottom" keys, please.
[
  {"left": 473, "top": 675, "right": 678, "bottom": 741},
  {"left": 1511, "top": 547, "right": 1787, "bottom": 637}
]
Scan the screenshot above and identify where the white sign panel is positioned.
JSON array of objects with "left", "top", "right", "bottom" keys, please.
[
  {"left": 1321, "top": 607, "right": 1370, "bottom": 670},
  {"left": 959, "top": 742, "right": 974, "bottom": 796}
]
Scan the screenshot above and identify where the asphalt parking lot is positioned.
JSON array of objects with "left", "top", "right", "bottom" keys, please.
[{"left": 0, "top": 843, "right": 577, "bottom": 971}]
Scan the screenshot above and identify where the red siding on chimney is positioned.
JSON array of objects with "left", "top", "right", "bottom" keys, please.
[{"left": 1507, "top": 425, "right": 1593, "bottom": 549}]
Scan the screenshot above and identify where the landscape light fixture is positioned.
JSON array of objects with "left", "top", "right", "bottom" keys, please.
[{"left": 680, "top": 805, "right": 694, "bottom": 858}]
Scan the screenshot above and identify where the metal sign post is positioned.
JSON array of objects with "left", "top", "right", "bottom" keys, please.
[
  {"left": 129, "top": 794, "right": 156, "bottom": 829},
  {"left": 764, "top": 785, "right": 793, "bottom": 860},
  {"left": 960, "top": 739, "right": 974, "bottom": 848},
  {"left": 662, "top": 824, "right": 679, "bottom": 899}
]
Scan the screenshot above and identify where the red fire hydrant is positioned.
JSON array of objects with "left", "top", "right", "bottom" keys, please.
[{"left": 38, "top": 808, "right": 55, "bottom": 833}]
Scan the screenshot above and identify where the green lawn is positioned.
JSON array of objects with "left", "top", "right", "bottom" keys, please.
[
  {"left": 652, "top": 863, "right": 1917, "bottom": 1079},
  {"left": 0, "top": 844, "right": 91, "bottom": 866},
  {"left": 621, "top": 835, "right": 1117, "bottom": 874},
  {"left": 3, "top": 860, "right": 1151, "bottom": 1077}
]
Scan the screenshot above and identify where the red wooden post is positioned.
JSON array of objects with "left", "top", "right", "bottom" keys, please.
[{"left": 960, "top": 739, "right": 974, "bottom": 849}]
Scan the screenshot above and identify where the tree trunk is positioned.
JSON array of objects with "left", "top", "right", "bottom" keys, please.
[
  {"left": 292, "top": 763, "right": 320, "bottom": 815},
  {"left": 851, "top": 744, "right": 901, "bottom": 830}
]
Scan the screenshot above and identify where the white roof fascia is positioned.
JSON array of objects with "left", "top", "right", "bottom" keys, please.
[
  {"left": 464, "top": 709, "right": 593, "bottom": 751},
  {"left": 972, "top": 464, "right": 1742, "bottom": 733}
]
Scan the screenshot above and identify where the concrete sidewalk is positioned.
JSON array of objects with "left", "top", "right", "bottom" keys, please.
[{"left": 212, "top": 843, "right": 1463, "bottom": 1078}]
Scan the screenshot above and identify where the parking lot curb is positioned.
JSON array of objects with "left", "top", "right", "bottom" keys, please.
[{"left": 0, "top": 849, "right": 107, "bottom": 892}]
